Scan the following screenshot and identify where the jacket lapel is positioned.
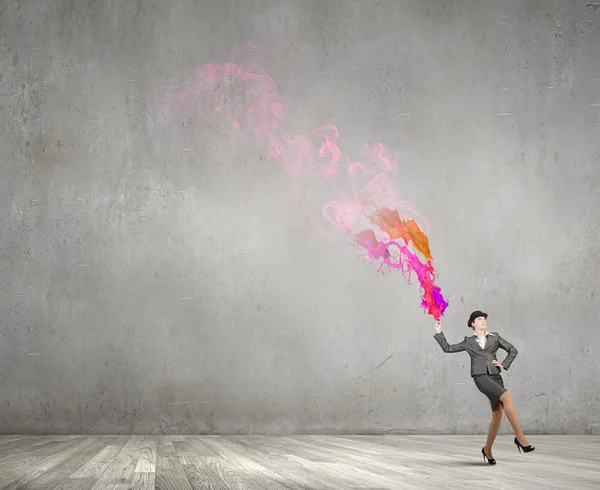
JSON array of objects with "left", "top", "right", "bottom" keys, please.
[
  {"left": 470, "top": 334, "right": 496, "bottom": 351},
  {"left": 469, "top": 336, "right": 482, "bottom": 350},
  {"left": 483, "top": 334, "right": 497, "bottom": 351}
]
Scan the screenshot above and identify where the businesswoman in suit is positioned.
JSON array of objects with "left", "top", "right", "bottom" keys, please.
[{"left": 434, "top": 310, "right": 535, "bottom": 464}]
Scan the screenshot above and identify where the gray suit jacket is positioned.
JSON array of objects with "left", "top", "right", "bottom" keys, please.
[{"left": 433, "top": 331, "right": 518, "bottom": 377}]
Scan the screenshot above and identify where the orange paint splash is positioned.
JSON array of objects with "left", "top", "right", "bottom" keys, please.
[{"left": 371, "top": 208, "right": 433, "bottom": 261}]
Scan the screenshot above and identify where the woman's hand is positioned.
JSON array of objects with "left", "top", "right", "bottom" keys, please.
[
  {"left": 492, "top": 360, "right": 504, "bottom": 369},
  {"left": 434, "top": 320, "right": 442, "bottom": 334}
]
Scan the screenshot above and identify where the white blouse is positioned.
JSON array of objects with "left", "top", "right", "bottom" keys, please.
[{"left": 474, "top": 331, "right": 495, "bottom": 349}]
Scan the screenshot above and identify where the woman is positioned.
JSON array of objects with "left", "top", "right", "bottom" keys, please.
[{"left": 433, "top": 310, "right": 535, "bottom": 464}]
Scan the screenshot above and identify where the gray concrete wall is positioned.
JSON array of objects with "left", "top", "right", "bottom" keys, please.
[{"left": 1, "top": 0, "right": 599, "bottom": 435}]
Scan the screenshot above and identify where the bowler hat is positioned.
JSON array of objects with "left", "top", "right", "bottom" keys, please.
[{"left": 467, "top": 310, "right": 488, "bottom": 328}]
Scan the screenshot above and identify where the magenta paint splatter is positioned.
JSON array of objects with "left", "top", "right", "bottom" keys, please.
[{"left": 172, "top": 45, "right": 448, "bottom": 319}]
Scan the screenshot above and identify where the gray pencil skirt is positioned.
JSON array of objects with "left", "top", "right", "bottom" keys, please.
[{"left": 473, "top": 373, "right": 507, "bottom": 410}]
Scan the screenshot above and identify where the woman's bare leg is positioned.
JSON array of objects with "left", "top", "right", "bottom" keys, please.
[
  {"left": 484, "top": 401, "right": 504, "bottom": 458},
  {"left": 499, "top": 391, "right": 534, "bottom": 448}
]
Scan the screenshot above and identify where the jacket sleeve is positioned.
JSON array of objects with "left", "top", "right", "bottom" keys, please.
[
  {"left": 433, "top": 332, "right": 466, "bottom": 353},
  {"left": 497, "top": 333, "right": 518, "bottom": 370}
]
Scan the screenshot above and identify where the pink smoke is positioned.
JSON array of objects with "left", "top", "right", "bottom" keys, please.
[{"left": 172, "top": 46, "right": 448, "bottom": 319}]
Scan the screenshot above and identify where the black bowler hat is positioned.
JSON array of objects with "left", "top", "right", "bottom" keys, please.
[{"left": 467, "top": 310, "right": 488, "bottom": 328}]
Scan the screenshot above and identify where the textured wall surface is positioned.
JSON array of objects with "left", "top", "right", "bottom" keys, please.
[{"left": 1, "top": 0, "right": 599, "bottom": 435}]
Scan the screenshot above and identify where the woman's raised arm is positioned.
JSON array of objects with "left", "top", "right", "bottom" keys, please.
[{"left": 433, "top": 321, "right": 466, "bottom": 353}]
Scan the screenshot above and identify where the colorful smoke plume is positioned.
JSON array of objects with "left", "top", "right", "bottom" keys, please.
[{"left": 173, "top": 45, "right": 448, "bottom": 319}]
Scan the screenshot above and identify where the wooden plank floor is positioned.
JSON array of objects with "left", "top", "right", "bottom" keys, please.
[{"left": 0, "top": 435, "right": 598, "bottom": 489}]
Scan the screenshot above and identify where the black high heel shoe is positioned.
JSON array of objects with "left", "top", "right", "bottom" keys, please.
[
  {"left": 482, "top": 447, "right": 496, "bottom": 464},
  {"left": 514, "top": 437, "right": 535, "bottom": 453}
]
